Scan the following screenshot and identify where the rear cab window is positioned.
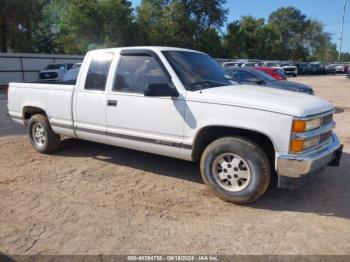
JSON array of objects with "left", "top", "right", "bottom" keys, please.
[{"left": 85, "top": 53, "right": 114, "bottom": 91}]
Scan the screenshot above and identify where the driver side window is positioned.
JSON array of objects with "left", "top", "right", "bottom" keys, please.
[{"left": 114, "top": 55, "right": 169, "bottom": 93}]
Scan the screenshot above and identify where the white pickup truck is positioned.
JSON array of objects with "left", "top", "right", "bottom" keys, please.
[{"left": 7, "top": 47, "right": 343, "bottom": 204}]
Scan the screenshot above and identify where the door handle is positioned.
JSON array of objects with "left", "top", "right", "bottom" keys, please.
[{"left": 107, "top": 99, "right": 118, "bottom": 107}]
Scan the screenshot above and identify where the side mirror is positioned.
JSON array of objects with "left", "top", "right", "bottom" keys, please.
[
  {"left": 144, "top": 83, "right": 179, "bottom": 97},
  {"left": 252, "top": 78, "right": 265, "bottom": 85}
]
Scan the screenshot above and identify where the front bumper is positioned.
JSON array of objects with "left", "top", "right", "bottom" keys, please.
[
  {"left": 284, "top": 69, "right": 297, "bottom": 75},
  {"left": 276, "top": 133, "right": 343, "bottom": 188}
]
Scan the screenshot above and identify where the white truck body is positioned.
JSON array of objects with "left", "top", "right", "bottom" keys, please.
[{"left": 7, "top": 47, "right": 343, "bottom": 202}]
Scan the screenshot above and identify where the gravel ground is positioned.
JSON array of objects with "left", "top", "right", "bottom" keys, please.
[{"left": 0, "top": 76, "right": 350, "bottom": 255}]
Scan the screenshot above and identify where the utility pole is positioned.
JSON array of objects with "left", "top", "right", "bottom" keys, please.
[{"left": 338, "top": 0, "right": 347, "bottom": 61}]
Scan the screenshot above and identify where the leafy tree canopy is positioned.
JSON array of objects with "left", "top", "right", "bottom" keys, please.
[{"left": 0, "top": 1, "right": 349, "bottom": 62}]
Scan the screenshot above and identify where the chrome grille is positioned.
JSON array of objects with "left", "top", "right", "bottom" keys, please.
[
  {"left": 318, "top": 112, "right": 333, "bottom": 145},
  {"left": 320, "top": 130, "right": 332, "bottom": 144},
  {"left": 39, "top": 72, "right": 58, "bottom": 79}
]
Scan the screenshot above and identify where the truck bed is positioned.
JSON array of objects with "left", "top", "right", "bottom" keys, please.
[{"left": 7, "top": 82, "right": 75, "bottom": 137}]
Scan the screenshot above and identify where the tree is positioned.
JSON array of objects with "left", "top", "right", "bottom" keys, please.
[
  {"left": 340, "top": 52, "right": 350, "bottom": 62},
  {"left": 268, "top": 7, "right": 310, "bottom": 60},
  {"left": 136, "top": 0, "right": 227, "bottom": 56},
  {"left": 223, "top": 16, "right": 280, "bottom": 59},
  {"left": 32, "top": 0, "right": 66, "bottom": 53},
  {"left": 196, "top": 28, "right": 224, "bottom": 57},
  {"left": 186, "top": 0, "right": 228, "bottom": 30},
  {"left": 1, "top": 1, "right": 342, "bottom": 61},
  {"left": 224, "top": 7, "right": 336, "bottom": 61},
  {"left": 0, "top": 0, "right": 45, "bottom": 52},
  {"left": 56, "top": 0, "right": 136, "bottom": 54},
  {"left": 101, "top": 0, "right": 138, "bottom": 47},
  {"left": 222, "top": 20, "right": 243, "bottom": 58}
]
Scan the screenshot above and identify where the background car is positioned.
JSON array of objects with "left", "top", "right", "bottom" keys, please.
[
  {"left": 280, "top": 63, "right": 298, "bottom": 77},
  {"left": 295, "top": 63, "right": 314, "bottom": 75},
  {"left": 261, "top": 62, "right": 283, "bottom": 70},
  {"left": 310, "top": 63, "right": 326, "bottom": 75},
  {"left": 331, "top": 64, "right": 345, "bottom": 74},
  {"left": 222, "top": 62, "right": 243, "bottom": 67},
  {"left": 347, "top": 69, "right": 350, "bottom": 79},
  {"left": 325, "top": 64, "right": 336, "bottom": 75},
  {"left": 241, "top": 62, "right": 259, "bottom": 67},
  {"left": 254, "top": 67, "right": 287, "bottom": 80},
  {"left": 38, "top": 63, "right": 74, "bottom": 82},
  {"left": 224, "top": 67, "right": 314, "bottom": 94},
  {"left": 62, "top": 63, "right": 82, "bottom": 82}
]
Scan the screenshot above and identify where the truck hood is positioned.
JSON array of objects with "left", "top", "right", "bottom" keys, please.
[
  {"left": 40, "top": 69, "right": 62, "bottom": 74},
  {"left": 187, "top": 85, "right": 334, "bottom": 117}
]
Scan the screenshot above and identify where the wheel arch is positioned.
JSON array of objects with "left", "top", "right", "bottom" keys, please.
[
  {"left": 22, "top": 106, "right": 47, "bottom": 126},
  {"left": 192, "top": 125, "right": 277, "bottom": 165}
]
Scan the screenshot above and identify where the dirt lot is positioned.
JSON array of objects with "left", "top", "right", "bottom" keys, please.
[{"left": 0, "top": 76, "right": 350, "bottom": 255}]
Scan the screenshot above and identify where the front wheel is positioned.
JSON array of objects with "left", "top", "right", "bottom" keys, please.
[
  {"left": 29, "top": 114, "right": 60, "bottom": 154},
  {"left": 200, "top": 137, "right": 271, "bottom": 204}
]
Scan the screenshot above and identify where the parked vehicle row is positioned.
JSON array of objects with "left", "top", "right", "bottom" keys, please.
[
  {"left": 222, "top": 60, "right": 349, "bottom": 76},
  {"left": 8, "top": 47, "right": 342, "bottom": 204},
  {"left": 39, "top": 60, "right": 348, "bottom": 84}
]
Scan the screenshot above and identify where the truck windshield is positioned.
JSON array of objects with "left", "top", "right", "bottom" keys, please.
[{"left": 163, "top": 51, "right": 232, "bottom": 91}]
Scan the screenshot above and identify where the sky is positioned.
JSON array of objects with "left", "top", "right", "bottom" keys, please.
[{"left": 130, "top": 0, "right": 350, "bottom": 52}]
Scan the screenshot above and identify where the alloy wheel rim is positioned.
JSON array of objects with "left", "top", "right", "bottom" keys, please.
[
  {"left": 32, "top": 123, "right": 46, "bottom": 146},
  {"left": 212, "top": 153, "right": 251, "bottom": 192}
]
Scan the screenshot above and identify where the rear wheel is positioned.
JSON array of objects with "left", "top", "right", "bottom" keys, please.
[
  {"left": 200, "top": 137, "right": 271, "bottom": 204},
  {"left": 28, "top": 114, "right": 60, "bottom": 154}
]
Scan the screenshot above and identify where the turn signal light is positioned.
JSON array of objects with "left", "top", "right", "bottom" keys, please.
[
  {"left": 290, "top": 136, "right": 320, "bottom": 153},
  {"left": 292, "top": 120, "right": 306, "bottom": 133},
  {"left": 290, "top": 139, "right": 304, "bottom": 153}
]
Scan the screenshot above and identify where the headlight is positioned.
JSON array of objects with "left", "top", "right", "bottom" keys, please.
[
  {"left": 290, "top": 136, "right": 320, "bottom": 153},
  {"left": 292, "top": 118, "right": 321, "bottom": 133}
]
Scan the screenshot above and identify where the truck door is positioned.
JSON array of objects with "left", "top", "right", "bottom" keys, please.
[
  {"left": 74, "top": 52, "right": 114, "bottom": 144},
  {"left": 106, "top": 51, "right": 186, "bottom": 157}
]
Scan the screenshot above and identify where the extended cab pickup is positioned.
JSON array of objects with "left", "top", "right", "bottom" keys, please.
[{"left": 7, "top": 47, "right": 343, "bottom": 204}]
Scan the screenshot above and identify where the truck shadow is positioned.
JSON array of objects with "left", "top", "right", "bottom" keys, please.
[
  {"left": 251, "top": 151, "right": 350, "bottom": 219},
  {"left": 58, "top": 138, "right": 202, "bottom": 184},
  {"left": 57, "top": 138, "right": 350, "bottom": 219}
]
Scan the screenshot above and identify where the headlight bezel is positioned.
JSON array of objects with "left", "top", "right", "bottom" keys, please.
[
  {"left": 289, "top": 112, "right": 334, "bottom": 154},
  {"left": 290, "top": 136, "right": 321, "bottom": 153},
  {"left": 292, "top": 117, "right": 321, "bottom": 133}
]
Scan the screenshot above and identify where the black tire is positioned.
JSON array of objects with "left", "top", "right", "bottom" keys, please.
[
  {"left": 28, "top": 114, "right": 60, "bottom": 154},
  {"left": 200, "top": 137, "right": 271, "bottom": 204}
]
